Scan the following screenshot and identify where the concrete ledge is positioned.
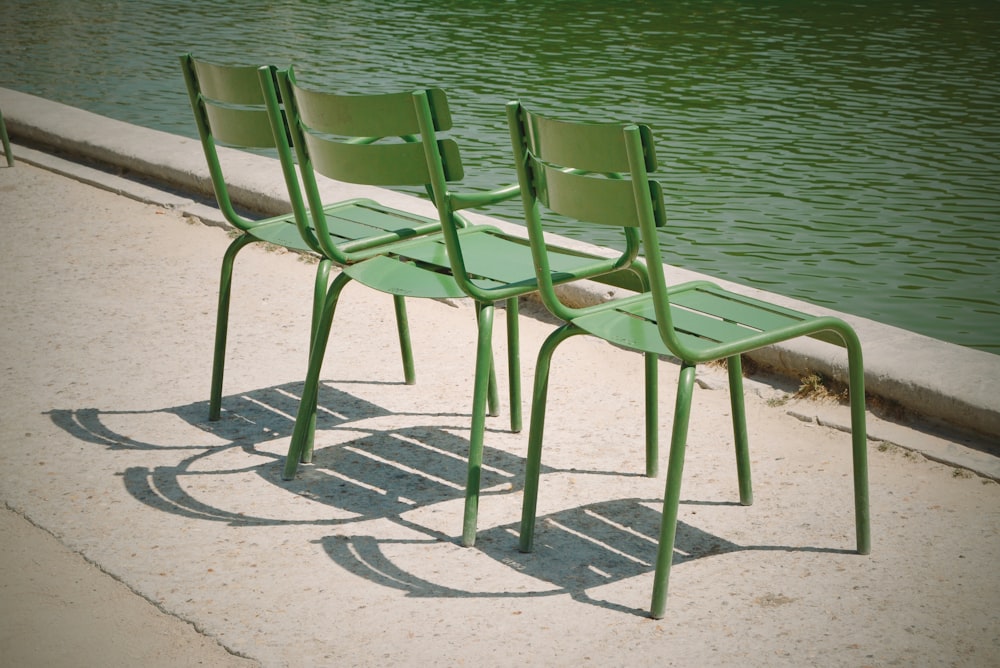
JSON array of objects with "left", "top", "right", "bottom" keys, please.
[{"left": 3, "top": 86, "right": 998, "bottom": 446}]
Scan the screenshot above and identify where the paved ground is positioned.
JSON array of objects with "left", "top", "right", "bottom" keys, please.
[{"left": 1, "top": 158, "right": 998, "bottom": 667}]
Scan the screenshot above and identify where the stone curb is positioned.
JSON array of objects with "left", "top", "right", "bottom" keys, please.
[{"left": 2, "top": 86, "right": 997, "bottom": 451}]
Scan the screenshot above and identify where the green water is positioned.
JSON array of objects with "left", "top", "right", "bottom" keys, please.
[{"left": 3, "top": 0, "right": 998, "bottom": 352}]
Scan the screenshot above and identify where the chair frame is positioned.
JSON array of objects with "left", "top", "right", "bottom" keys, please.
[
  {"left": 180, "top": 54, "right": 443, "bottom": 421},
  {"left": 505, "top": 100, "right": 870, "bottom": 619},
  {"left": 274, "top": 68, "right": 650, "bottom": 546},
  {"left": 270, "top": 68, "right": 523, "bottom": 544}
]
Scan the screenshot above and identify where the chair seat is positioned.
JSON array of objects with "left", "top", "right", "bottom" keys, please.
[
  {"left": 243, "top": 216, "right": 317, "bottom": 252},
  {"left": 573, "top": 280, "right": 845, "bottom": 359},
  {"left": 343, "top": 254, "right": 469, "bottom": 299},
  {"left": 345, "top": 225, "right": 621, "bottom": 299},
  {"left": 245, "top": 197, "right": 444, "bottom": 257},
  {"left": 319, "top": 198, "right": 445, "bottom": 254}
]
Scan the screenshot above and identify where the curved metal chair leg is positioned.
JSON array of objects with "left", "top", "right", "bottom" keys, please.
[
  {"left": 462, "top": 302, "right": 495, "bottom": 546},
  {"left": 644, "top": 352, "right": 659, "bottom": 477},
  {"left": 0, "top": 109, "right": 13, "bottom": 167},
  {"left": 519, "top": 324, "right": 581, "bottom": 553},
  {"left": 283, "top": 272, "right": 354, "bottom": 480},
  {"left": 393, "top": 295, "right": 416, "bottom": 385},
  {"left": 209, "top": 233, "right": 259, "bottom": 421},
  {"left": 506, "top": 297, "right": 522, "bottom": 433},
  {"left": 304, "top": 259, "right": 334, "bottom": 459},
  {"left": 727, "top": 354, "right": 753, "bottom": 506},
  {"left": 650, "top": 361, "right": 697, "bottom": 619},
  {"left": 474, "top": 301, "right": 501, "bottom": 418},
  {"left": 310, "top": 260, "right": 332, "bottom": 353},
  {"left": 843, "top": 329, "right": 871, "bottom": 555}
]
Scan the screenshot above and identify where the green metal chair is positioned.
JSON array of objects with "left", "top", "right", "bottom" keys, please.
[
  {"left": 180, "top": 54, "right": 444, "bottom": 421},
  {"left": 505, "top": 100, "right": 871, "bottom": 619},
  {"left": 275, "top": 67, "right": 649, "bottom": 546},
  {"left": 1, "top": 108, "right": 14, "bottom": 166}
]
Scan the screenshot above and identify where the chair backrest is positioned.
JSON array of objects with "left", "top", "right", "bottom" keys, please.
[
  {"left": 272, "top": 66, "right": 468, "bottom": 265},
  {"left": 505, "top": 101, "right": 666, "bottom": 322},
  {"left": 180, "top": 53, "right": 315, "bottom": 246}
]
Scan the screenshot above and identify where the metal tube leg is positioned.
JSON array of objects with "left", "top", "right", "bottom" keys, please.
[
  {"left": 0, "top": 109, "right": 14, "bottom": 167},
  {"left": 462, "top": 303, "right": 495, "bottom": 547},
  {"left": 209, "top": 234, "right": 257, "bottom": 421},
  {"left": 644, "top": 352, "right": 659, "bottom": 477},
  {"left": 283, "top": 272, "right": 352, "bottom": 480},
  {"left": 519, "top": 324, "right": 579, "bottom": 553},
  {"left": 305, "top": 259, "right": 333, "bottom": 459},
  {"left": 650, "top": 361, "right": 697, "bottom": 619},
  {"left": 506, "top": 297, "right": 522, "bottom": 433},
  {"left": 844, "top": 331, "right": 871, "bottom": 555},
  {"left": 310, "top": 260, "right": 332, "bottom": 352},
  {"left": 476, "top": 302, "right": 501, "bottom": 418},
  {"left": 393, "top": 295, "right": 416, "bottom": 385},
  {"left": 727, "top": 355, "right": 753, "bottom": 506}
]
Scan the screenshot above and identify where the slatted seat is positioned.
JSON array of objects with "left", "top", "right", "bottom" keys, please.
[{"left": 572, "top": 281, "right": 851, "bottom": 356}]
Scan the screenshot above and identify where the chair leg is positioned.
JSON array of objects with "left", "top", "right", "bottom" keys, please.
[
  {"left": 392, "top": 295, "right": 416, "bottom": 385},
  {"left": 476, "top": 301, "right": 501, "bottom": 418},
  {"left": 310, "top": 260, "right": 332, "bottom": 348},
  {"left": 462, "top": 302, "right": 496, "bottom": 546},
  {"left": 644, "top": 352, "right": 659, "bottom": 477},
  {"left": 305, "top": 260, "right": 333, "bottom": 458},
  {"left": 844, "top": 330, "right": 871, "bottom": 555},
  {"left": 209, "top": 233, "right": 258, "bottom": 421},
  {"left": 519, "top": 324, "right": 580, "bottom": 553},
  {"left": 0, "top": 109, "right": 13, "bottom": 167},
  {"left": 650, "top": 361, "right": 697, "bottom": 619},
  {"left": 727, "top": 355, "right": 753, "bottom": 506},
  {"left": 506, "top": 297, "right": 522, "bottom": 433},
  {"left": 283, "top": 272, "right": 353, "bottom": 480}
]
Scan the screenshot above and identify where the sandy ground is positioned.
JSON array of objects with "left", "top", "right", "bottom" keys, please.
[{"left": 0, "top": 161, "right": 998, "bottom": 667}]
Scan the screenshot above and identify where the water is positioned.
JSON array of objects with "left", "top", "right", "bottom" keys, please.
[{"left": 3, "top": 0, "right": 998, "bottom": 353}]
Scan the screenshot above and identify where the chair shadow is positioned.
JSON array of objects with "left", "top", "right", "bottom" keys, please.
[
  {"left": 47, "top": 381, "right": 853, "bottom": 617},
  {"left": 113, "top": 421, "right": 523, "bottom": 527},
  {"left": 47, "top": 380, "right": 639, "bottom": 527},
  {"left": 46, "top": 381, "right": 525, "bottom": 525},
  {"left": 47, "top": 380, "right": 398, "bottom": 452},
  {"left": 318, "top": 497, "right": 855, "bottom": 617}
]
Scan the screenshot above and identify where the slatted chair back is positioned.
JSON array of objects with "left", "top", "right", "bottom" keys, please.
[
  {"left": 274, "top": 67, "right": 465, "bottom": 263},
  {"left": 181, "top": 55, "right": 313, "bottom": 249}
]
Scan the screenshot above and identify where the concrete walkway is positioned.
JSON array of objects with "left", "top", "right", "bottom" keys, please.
[{"left": 0, "top": 91, "right": 998, "bottom": 666}]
